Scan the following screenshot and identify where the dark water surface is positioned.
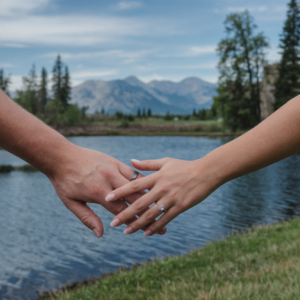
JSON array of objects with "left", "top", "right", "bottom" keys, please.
[{"left": 1, "top": 136, "right": 300, "bottom": 300}]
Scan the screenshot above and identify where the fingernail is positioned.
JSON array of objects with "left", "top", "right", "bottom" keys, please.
[
  {"left": 131, "top": 159, "right": 140, "bottom": 163},
  {"left": 144, "top": 230, "right": 152, "bottom": 237},
  {"left": 93, "top": 229, "right": 101, "bottom": 238},
  {"left": 105, "top": 194, "right": 115, "bottom": 201},
  {"left": 124, "top": 227, "right": 133, "bottom": 235},
  {"left": 111, "top": 218, "right": 120, "bottom": 227}
]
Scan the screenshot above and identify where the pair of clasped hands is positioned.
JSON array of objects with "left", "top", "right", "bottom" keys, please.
[{"left": 53, "top": 147, "right": 213, "bottom": 239}]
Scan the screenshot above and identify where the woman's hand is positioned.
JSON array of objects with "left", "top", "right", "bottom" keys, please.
[
  {"left": 105, "top": 157, "right": 221, "bottom": 236},
  {"left": 48, "top": 146, "right": 167, "bottom": 238}
]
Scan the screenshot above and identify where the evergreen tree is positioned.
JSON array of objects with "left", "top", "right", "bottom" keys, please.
[
  {"left": 52, "top": 55, "right": 64, "bottom": 105},
  {"left": 101, "top": 108, "right": 105, "bottom": 114},
  {"left": 38, "top": 67, "right": 48, "bottom": 114},
  {"left": 61, "top": 66, "right": 71, "bottom": 108},
  {"left": 137, "top": 108, "right": 141, "bottom": 117},
  {"left": 142, "top": 108, "right": 146, "bottom": 117},
  {"left": 0, "top": 69, "right": 11, "bottom": 96},
  {"left": 192, "top": 108, "right": 197, "bottom": 116},
  {"left": 15, "top": 65, "right": 39, "bottom": 114},
  {"left": 274, "top": 0, "right": 300, "bottom": 110},
  {"left": 147, "top": 108, "right": 152, "bottom": 117},
  {"left": 214, "top": 11, "right": 268, "bottom": 131}
]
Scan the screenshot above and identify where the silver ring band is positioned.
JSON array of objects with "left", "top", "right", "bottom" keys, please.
[
  {"left": 155, "top": 202, "right": 165, "bottom": 212},
  {"left": 130, "top": 170, "right": 139, "bottom": 181}
]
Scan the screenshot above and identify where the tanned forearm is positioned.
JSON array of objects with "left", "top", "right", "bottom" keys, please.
[{"left": 0, "top": 89, "right": 75, "bottom": 177}]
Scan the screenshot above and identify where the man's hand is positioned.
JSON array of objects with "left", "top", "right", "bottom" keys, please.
[{"left": 48, "top": 145, "right": 167, "bottom": 238}]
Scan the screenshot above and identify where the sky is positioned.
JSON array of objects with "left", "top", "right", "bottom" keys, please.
[{"left": 0, "top": 0, "right": 288, "bottom": 90}]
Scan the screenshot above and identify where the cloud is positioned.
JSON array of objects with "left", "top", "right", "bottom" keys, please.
[
  {"left": 172, "top": 63, "right": 216, "bottom": 70},
  {"left": 0, "top": 0, "right": 50, "bottom": 16},
  {"left": 114, "top": 1, "right": 142, "bottom": 11},
  {"left": 42, "top": 49, "right": 152, "bottom": 61},
  {"left": 0, "top": 14, "right": 176, "bottom": 47},
  {"left": 72, "top": 70, "right": 118, "bottom": 79},
  {"left": 183, "top": 46, "right": 216, "bottom": 57},
  {"left": 138, "top": 74, "right": 170, "bottom": 83},
  {"left": 0, "top": 63, "right": 14, "bottom": 68},
  {"left": 0, "top": 42, "right": 28, "bottom": 48}
]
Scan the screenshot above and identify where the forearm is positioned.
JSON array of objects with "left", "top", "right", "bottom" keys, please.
[
  {"left": 205, "top": 96, "right": 300, "bottom": 185},
  {"left": 0, "top": 89, "right": 74, "bottom": 177}
]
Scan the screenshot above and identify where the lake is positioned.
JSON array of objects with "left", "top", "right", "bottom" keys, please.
[{"left": 0, "top": 136, "right": 300, "bottom": 300}]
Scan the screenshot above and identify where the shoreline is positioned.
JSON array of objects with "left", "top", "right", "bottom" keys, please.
[{"left": 37, "top": 218, "right": 300, "bottom": 300}]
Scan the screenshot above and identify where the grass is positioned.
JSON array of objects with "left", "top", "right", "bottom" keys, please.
[
  {"left": 0, "top": 164, "right": 37, "bottom": 173},
  {"left": 41, "top": 218, "right": 300, "bottom": 300}
]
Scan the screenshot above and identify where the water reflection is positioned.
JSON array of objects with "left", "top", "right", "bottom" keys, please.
[{"left": 0, "top": 136, "right": 299, "bottom": 300}]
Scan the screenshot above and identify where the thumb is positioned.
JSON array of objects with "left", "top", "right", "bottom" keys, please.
[
  {"left": 131, "top": 158, "right": 166, "bottom": 171},
  {"left": 65, "top": 199, "right": 104, "bottom": 238}
]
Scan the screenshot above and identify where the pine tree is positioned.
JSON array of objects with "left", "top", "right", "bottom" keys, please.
[
  {"left": 15, "top": 65, "right": 39, "bottom": 114},
  {"left": 137, "top": 108, "right": 141, "bottom": 118},
  {"left": 61, "top": 66, "right": 71, "bottom": 108},
  {"left": 274, "top": 0, "right": 300, "bottom": 110},
  {"left": 52, "top": 55, "right": 63, "bottom": 105},
  {"left": 38, "top": 68, "right": 48, "bottom": 114},
  {"left": 147, "top": 108, "right": 152, "bottom": 117},
  {"left": 0, "top": 69, "right": 11, "bottom": 96},
  {"left": 142, "top": 108, "right": 146, "bottom": 117},
  {"left": 192, "top": 108, "right": 197, "bottom": 116}
]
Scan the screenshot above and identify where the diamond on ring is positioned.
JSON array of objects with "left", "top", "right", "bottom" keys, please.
[{"left": 158, "top": 205, "right": 165, "bottom": 212}]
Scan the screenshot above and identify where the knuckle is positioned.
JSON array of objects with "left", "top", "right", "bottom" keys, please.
[
  {"left": 81, "top": 214, "right": 93, "bottom": 229},
  {"left": 130, "top": 180, "right": 141, "bottom": 191},
  {"left": 135, "top": 200, "right": 146, "bottom": 212},
  {"left": 100, "top": 167, "right": 114, "bottom": 180}
]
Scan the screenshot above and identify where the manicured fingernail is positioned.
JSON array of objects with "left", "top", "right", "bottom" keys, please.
[
  {"left": 124, "top": 227, "right": 133, "bottom": 235},
  {"left": 111, "top": 218, "right": 120, "bottom": 227},
  {"left": 105, "top": 194, "right": 115, "bottom": 201},
  {"left": 93, "top": 229, "right": 101, "bottom": 238},
  {"left": 144, "top": 230, "right": 152, "bottom": 237},
  {"left": 131, "top": 159, "right": 140, "bottom": 163}
]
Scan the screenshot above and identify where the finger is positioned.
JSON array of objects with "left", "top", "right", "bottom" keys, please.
[
  {"left": 143, "top": 207, "right": 179, "bottom": 236},
  {"left": 65, "top": 199, "right": 104, "bottom": 238},
  {"left": 123, "top": 201, "right": 166, "bottom": 235},
  {"left": 105, "top": 175, "right": 156, "bottom": 202},
  {"left": 131, "top": 158, "right": 166, "bottom": 171},
  {"left": 112, "top": 191, "right": 160, "bottom": 228},
  {"left": 112, "top": 173, "right": 167, "bottom": 235}
]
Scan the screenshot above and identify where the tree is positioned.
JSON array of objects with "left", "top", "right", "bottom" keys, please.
[
  {"left": 142, "top": 108, "right": 146, "bottom": 117},
  {"left": 214, "top": 11, "right": 268, "bottom": 131},
  {"left": 147, "top": 108, "right": 152, "bottom": 117},
  {"left": 15, "top": 65, "right": 39, "bottom": 114},
  {"left": 37, "top": 67, "right": 48, "bottom": 114},
  {"left": 274, "top": 0, "right": 300, "bottom": 110},
  {"left": 192, "top": 108, "right": 197, "bottom": 117},
  {"left": 52, "top": 55, "right": 64, "bottom": 106},
  {"left": 61, "top": 66, "right": 71, "bottom": 108},
  {"left": 137, "top": 108, "right": 141, "bottom": 118},
  {"left": 0, "top": 69, "right": 11, "bottom": 96}
]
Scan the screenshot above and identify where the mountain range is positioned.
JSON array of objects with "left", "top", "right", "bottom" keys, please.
[{"left": 71, "top": 76, "right": 217, "bottom": 115}]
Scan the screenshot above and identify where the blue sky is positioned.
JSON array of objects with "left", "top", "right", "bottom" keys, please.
[{"left": 0, "top": 0, "right": 288, "bottom": 90}]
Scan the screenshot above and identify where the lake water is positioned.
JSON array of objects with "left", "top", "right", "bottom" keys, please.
[{"left": 1, "top": 136, "right": 300, "bottom": 300}]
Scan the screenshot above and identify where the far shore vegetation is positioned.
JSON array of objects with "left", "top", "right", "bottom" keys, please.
[{"left": 40, "top": 218, "right": 300, "bottom": 300}]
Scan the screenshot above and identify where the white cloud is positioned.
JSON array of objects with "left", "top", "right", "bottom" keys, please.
[
  {"left": 0, "top": 63, "right": 14, "bottom": 68},
  {"left": 42, "top": 49, "right": 152, "bottom": 61},
  {"left": 0, "top": 15, "right": 175, "bottom": 47},
  {"left": 172, "top": 63, "right": 216, "bottom": 70},
  {"left": 0, "top": 0, "right": 50, "bottom": 16},
  {"left": 10, "top": 75, "right": 23, "bottom": 91},
  {"left": 0, "top": 42, "right": 28, "bottom": 48},
  {"left": 114, "top": 1, "right": 142, "bottom": 11},
  {"left": 183, "top": 46, "right": 216, "bottom": 57},
  {"left": 72, "top": 70, "right": 118, "bottom": 79}
]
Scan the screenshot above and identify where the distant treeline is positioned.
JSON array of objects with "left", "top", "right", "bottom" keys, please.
[
  {"left": 0, "top": 55, "right": 87, "bottom": 127},
  {"left": 213, "top": 0, "right": 300, "bottom": 131}
]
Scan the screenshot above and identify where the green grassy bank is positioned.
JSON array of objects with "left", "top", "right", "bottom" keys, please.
[{"left": 42, "top": 219, "right": 300, "bottom": 300}]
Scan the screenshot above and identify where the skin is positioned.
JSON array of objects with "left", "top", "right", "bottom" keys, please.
[
  {"left": 106, "top": 96, "right": 300, "bottom": 236},
  {"left": 0, "top": 90, "right": 166, "bottom": 237}
]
